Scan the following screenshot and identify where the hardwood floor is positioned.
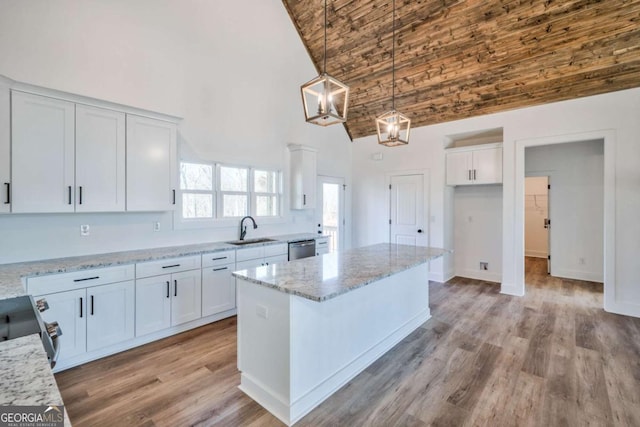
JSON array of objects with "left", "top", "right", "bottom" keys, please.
[{"left": 55, "top": 257, "right": 640, "bottom": 426}]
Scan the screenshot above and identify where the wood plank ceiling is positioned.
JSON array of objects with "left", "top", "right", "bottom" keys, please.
[{"left": 282, "top": 0, "right": 640, "bottom": 140}]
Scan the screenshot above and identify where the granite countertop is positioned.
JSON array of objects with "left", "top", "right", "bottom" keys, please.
[
  {"left": 0, "top": 233, "right": 323, "bottom": 301},
  {"left": 232, "top": 243, "right": 448, "bottom": 302},
  {"left": 0, "top": 334, "right": 72, "bottom": 425}
]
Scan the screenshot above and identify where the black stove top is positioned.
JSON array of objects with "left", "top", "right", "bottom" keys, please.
[{"left": 0, "top": 295, "right": 42, "bottom": 342}]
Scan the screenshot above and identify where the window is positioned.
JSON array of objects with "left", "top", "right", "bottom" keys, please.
[
  {"left": 180, "top": 162, "right": 214, "bottom": 219},
  {"left": 179, "top": 161, "right": 282, "bottom": 223},
  {"left": 254, "top": 169, "right": 280, "bottom": 217}
]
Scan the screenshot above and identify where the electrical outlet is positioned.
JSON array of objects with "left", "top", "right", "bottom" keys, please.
[
  {"left": 80, "top": 224, "right": 90, "bottom": 236},
  {"left": 480, "top": 262, "right": 488, "bottom": 270},
  {"left": 153, "top": 221, "right": 161, "bottom": 232},
  {"left": 579, "top": 257, "right": 585, "bottom": 265}
]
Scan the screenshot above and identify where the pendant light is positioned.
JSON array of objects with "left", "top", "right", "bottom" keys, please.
[
  {"left": 301, "top": 0, "right": 350, "bottom": 126},
  {"left": 376, "top": 0, "right": 410, "bottom": 146}
]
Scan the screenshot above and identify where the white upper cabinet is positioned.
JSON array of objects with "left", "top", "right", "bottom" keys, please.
[
  {"left": 126, "top": 114, "right": 177, "bottom": 211},
  {"left": 11, "top": 91, "right": 75, "bottom": 213},
  {"left": 445, "top": 143, "right": 502, "bottom": 186},
  {"left": 75, "top": 105, "right": 126, "bottom": 212},
  {"left": 289, "top": 144, "right": 317, "bottom": 209},
  {"left": 0, "top": 78, "right": 9, "bottom": 213}
]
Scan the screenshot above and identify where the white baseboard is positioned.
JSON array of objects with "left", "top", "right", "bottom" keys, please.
[
  {"left": 525, "top": 250, "right": 547, "bottom": 258},
  {"left": 604, "top": 300, "right": 640, "bottom": 318},
  {"left": 552, "top": 268, "right": 603, "bottom": 283},
  {"left": 456, "top": 268, "right": 501, "bottom": 283},
  {"left": 500, "top": 282, "right": 524, "bottom": 297},
  {"left": 240, "top": 309, "right": 431, "bottom": 426},
  {"left": 53, "top": 308, "right": 237, "bottom": 372}
]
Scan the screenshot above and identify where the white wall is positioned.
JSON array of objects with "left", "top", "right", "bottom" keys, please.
[
  {"left": 524, "top": 176, "right": 548, "bottom": 258},
  {"left": 453, "top": 185, "right": 502, "bottom": 282},
  {"left": 0, "top": 0, "right": 353, "bottom": 264},
  {"left": 526, "top": 141, "right": 604, "bottom": 282},
  {"left": 352, "top": 87, "right": 640, "bottom": 318}
]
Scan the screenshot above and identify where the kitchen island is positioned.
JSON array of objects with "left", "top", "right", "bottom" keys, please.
[{"left": 232, "top": 243, "right": 447, "bottom": 426}]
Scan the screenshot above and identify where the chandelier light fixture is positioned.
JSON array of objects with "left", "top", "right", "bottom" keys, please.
[
  {"left": 376, "top": 0, "right": 410, "bottom": 146},
  {"left": 301, "top": 0, "right": 349, "bottom": 126}
]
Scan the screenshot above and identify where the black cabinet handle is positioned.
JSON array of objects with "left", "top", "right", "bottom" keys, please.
[
  {"left": 80, "top": 297, "right": 83, "bottom": 318},
  {"left": 3, "top": 183, "right": 9, "bottom": 204},
  {"left": 166, "top": 281, "right": 170, "bottom": 298},
  {"left": 162, "top": 264, "right": 180, "bottom": 269},
  {"left": 213, "top": 267, "right": 228, "bottom": 272},
  {"left": 172, "top": 189, "right": 176, "bottom": 205},
  {"left": 303, "top": 194, "right": 306, "bottom": 205},
  {"left": 211, "top": 256, "right": 228, "bottom": 261},
  {"left": 73, "top": 276, "right": 99, "bottom": 283},
  {"left": 90, "top": 295, "right": 94, "bottom": 315},
  {"left": 79, "top": 186, "right": 83, "bottom": 204},
  {"left": 68, "top": 186, "right": 72, "bottom": 205},
  {"left": 174, "top": 280, "right": 177, "bottom": 297},
  {"left": 473, "top": 169, "right": 477, "bottom": 180}
]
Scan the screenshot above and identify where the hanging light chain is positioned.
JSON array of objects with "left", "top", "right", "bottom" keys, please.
[
  {"left": 323, "top": 0, "right": 328, "bottom": 74},
  {"left": 392, "top": 0, "right": 396, "bottom": 110}
]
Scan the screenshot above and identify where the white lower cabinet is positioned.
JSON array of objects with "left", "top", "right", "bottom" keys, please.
[
  {"left": 202, "top": 264, "right": 236, "bottom": 317},
  {"left": 316, "top": 237, "right": 330, "bottom": 255},
  {"left": 86, "top": 281, "right": 135, "bottom": 351},
  {"left": 135, "top": 268, "right": 202, "bottom": 337},
  {"left": 34, "top": 280, "right": 135, "bottom": 363},
  {"left": 236, "top": 243, "right": 288, "bottom": 270}
]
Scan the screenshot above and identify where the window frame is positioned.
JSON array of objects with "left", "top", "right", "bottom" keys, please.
[{"left": 179, "top": 161, "right": 216, "bottom": 221}]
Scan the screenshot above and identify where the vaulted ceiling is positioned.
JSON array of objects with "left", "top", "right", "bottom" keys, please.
[{"left": 283, "top": 0, "right": 640, "bottom": 140}]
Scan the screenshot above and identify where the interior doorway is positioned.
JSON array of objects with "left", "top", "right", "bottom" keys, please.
[
  {"left": 524, "top": 176, "right": 550, "bottom": 273},
  {"left": 316, "top": 176, "right": 345, "bottom": 252},
  {"left": 388, "top": 172, "right": 429, "bottom": 247}
]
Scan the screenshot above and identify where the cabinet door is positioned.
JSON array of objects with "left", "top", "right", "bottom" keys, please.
[
  {"left": 316, "top": 238, "right": 330, "bottom": 255},
  {"left": 171, "top": 270, "right": 202, "bottom": 326},
  {"left": 135, "top": 274, "right": 172, "bottom": 336},
  {"left": 290, "top": 148, "right": 317, "bottom": 209},
  {"left": 86, "top": 281, "right": 135, "bottom": 351},
  {"left": 35, "top": 289, "right": 86, "bottom": 362},
  {"left": 76, "top": 105, "right": 126, "bottom": 212},
  {"left": 11, "top": 91, "right": 75, "bottom": 212},
  {"left": 126, "top": 115, "right": 177, "bottom": 211},
  {"left": 445, "top": 151, "right": 472, "bottom": 186},
  {"left": 236, "top": 258, "right": 266, "bottom": 271},
  {"left": 202, "top": 265, "right": 236, "bottom": 317},
  {"left": 0, "top": 79, "right": 9, "bottom": 213},
  {"left": 472, "top": 147, "right": 503, "bottom": 184}
]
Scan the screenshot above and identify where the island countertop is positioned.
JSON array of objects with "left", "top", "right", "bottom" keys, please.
[{"left": 232, "top": 243, "right": 448, "bottom": 302}]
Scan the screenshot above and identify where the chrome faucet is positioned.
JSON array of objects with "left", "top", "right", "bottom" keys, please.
[{"left": 239, "top": 216, "right": 258, "bottom": 240}]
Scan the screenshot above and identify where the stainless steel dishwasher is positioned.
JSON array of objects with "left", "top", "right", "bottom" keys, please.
[{"left": 288, "top": 240, "right": 316, "bottom": 260}]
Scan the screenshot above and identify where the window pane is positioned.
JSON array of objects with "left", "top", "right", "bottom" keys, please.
[
  {"left": 182, "top": 193, "right": 213, "bottom": 218},
  {"left": 256, "top": 195, "right": 278, "bottom": 216},
  {"left": 220, "top": 166, "right": 247, "bottom": 192},
  {"left": 254, "top": 170, "right": 278, "bottom": 193},
  {"left": 222, "top": 194, "right": 247, "bottom": 217},
  {"left": 180, "top": 162, "right": 213, "bottom": 190}
]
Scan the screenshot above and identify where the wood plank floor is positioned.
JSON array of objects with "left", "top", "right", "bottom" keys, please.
[{"left": 55, "top": 258, "right": 640, "bottom": 426}]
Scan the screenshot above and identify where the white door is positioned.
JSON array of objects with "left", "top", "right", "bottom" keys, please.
[
  {"left": 11, "top": 91, "right": 75, "bottom": 213},
  {"left": 316, "top": 176, "right": 345, "bottom": 252},
  {"left": 35, "top": 289, "right": 87, "bottom": 361},
  {"left": 75, "top": 105, "right": 126, "bottom": 212},
  {"left": 445, "top": 151, "right": 472, "bottom": 186},
  {"left": 202, "top": 265, "right": 236, "bottom": 317},
  {"left": 390, "top": 174, "right": 428, "bottom": 246},
  {"left": 135, "top": 274, "right": 172, "bottom": 336},
  {"left": 473, "top": 147, "right": 503, "bottom": 184},
  {"left": 126, "top": 114, "right": 177, "bottom": 211},
  {"left": 171, "top": 270, "right": 202, "bottom": 326},
  {"left": 86, "top": 281, "right": 135, "bottom": 351},
  {"left": 0, "top": 79, "right": 10, "bottom": 213}
]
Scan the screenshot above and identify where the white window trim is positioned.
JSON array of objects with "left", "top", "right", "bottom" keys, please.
[{"left": 174, "top": 161, "right": 287, "bottom": 231}]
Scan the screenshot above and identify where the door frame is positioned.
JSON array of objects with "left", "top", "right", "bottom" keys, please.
[
  {"left": 385, "top": 169, "right": 430, "bottom": 246},
  {"left": 511, "top": 130, "right": 615, "bottom": 313},
  {"left": 524, "top": 172, "right": 552, "bottom": 273},
  {"left": 317, "top": 175, "right": 346, "bottom": 251}
]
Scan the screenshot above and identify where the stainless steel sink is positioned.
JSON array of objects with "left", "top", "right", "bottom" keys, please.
[{"left": 226, "top": 238, "right": 277, "bottom": 246}]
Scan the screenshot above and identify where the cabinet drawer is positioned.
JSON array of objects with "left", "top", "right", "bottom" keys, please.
[
  {"left": 27, "top": 264, "right": 135, "bottom": 295},
  {"left": 202, "top": 250, "right": 236, "bottom": 268},
  {"left": 264, "top": 243, "right": 288, "bottom": 258},
  {"left": 136, "top": 255, "right": 201, "bottom": 278},
  {"left": 316, "top": 238, "right": 329, "bottom": 247},
  {"left": 236, "top": 247, "right": 264, "bottom": 262}
]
